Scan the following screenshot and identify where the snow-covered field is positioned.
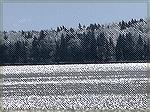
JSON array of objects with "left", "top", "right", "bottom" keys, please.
[
  {"left": 1, "top": 63, "right": 148, "bottom": 74},
  {"left": 1, "top": 63, "right": 149, "bottom": 110},
  {"left": 2, "top": 94, "right": 148, "bottom": 110}
]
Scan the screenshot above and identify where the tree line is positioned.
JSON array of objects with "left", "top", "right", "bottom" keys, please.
[{"left": 0, "top": 18, "right": 149, "bottom": 65}]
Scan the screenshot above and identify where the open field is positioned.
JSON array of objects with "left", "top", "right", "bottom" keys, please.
[{"left": 1, "top": 63, "right": 149, "bottom": 111}]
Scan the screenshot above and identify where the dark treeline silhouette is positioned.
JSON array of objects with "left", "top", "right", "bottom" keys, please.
[{"left": 0, "top": 18, "right": 149, "bottom": 65}]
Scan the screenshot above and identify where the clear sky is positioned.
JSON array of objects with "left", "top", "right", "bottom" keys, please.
[{"left": 3, "top": 2, "right": 147, "bottom": 31}]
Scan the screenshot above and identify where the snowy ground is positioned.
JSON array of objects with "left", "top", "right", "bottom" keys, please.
[{"left": 1, "top": 63, "right": 149, "bottom": 111}]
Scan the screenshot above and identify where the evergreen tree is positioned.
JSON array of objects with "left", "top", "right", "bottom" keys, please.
[
  {"left": 60, "top": 34, "right": 67, "bottom": 61},
  {"left": 83, "top": 25, "right": 86, "bottom": 29},
  {"left": 135, "top": 34, "right": 144, "bottom": 60},
  {"left": 97, "top": 32, "right": 108, "bottom": 61},
  {"left": 115, "top": 34, "right": 126, "bottom": 61},
  {"left": 14, "top": 41, "right": 27, "bottom": 63},
  {"left": 62, "top": 26, "right": 65, "bottom": 29},
  {"left": 27, "top": 31, "right": 32, "bottom": 39},
  {"left": 57, "top": 27, "right": 60, "bottom": 32},
  {"left": 124, "top": 32, "right": 134, "bottom": 60},
  {"left": 97, "top": 24, "right": 101, "bottom": 28},
  {"left": 128, "top": 21, "right": 131, "bottom": 26},
  {"left": 119, "top": 22, "right": 122, "bottom": 27},
  {"left": 89, "top": 30, "right": 97, "bottom": 61},
  {"left": 22, "top": 42, "right": 28, "bottom": 63},
  {"left": 140, "top": 18, "right": 144, "bottom": 22},
  {"left": 131, "top": 19, "right": 134, "bottom": 24},
  {"left": 67, "top": 38, "right": 82, "bottom": 62},
  {"left": 78, "top": 23, "right": 82, "bottom": 30},
  {"left": 66, "top": 34, "right": 71, "bottom": 43},
  {"left": 39, "top": 30, "right": 45, "bottom": 40},
  {"left": 108, "top": 38, "right": 115, "bottom": 61},
  {"left": 55, "top": 40, "right": 60, "bottom": 63},
  {"left": 81, "top": 32, "right": 89, "bottom": 61},
  {"left": 4, "top": 33, "right": 8, "bottom": 40},
  {"left": 120, "top": 20, "right": 126, "bottom": 30},
  {"left": 94, "top": 23, "right": 98, "bottom": 29},
  {"left": 70, "top": 28, "right": 74, "bottom": 33},
  {"left": 0, "top": 44, "right": 8, "bottom": 64},
  {"left": 89, "top": 24, "right": 95, "bottom": 31},
  {"left": 143, "top": 38, "right": 150, "bottom": 60},
  {"left": 21, "top": 30, "right": 25, "bottom": 35},
  {"left": 143, "top": 43, "right": 147, "bottom": 60},
  {"left": 32, "top": 36, "right": 40, "bottom": 63}
]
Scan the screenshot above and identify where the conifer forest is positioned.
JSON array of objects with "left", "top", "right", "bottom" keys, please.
[{"left": 0, "top": 18, "right": 149, "bottom": 65}]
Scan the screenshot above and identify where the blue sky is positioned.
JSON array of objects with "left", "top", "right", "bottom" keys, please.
[{"left": 3, "top": 2, "right": 147, "bottom": 31}]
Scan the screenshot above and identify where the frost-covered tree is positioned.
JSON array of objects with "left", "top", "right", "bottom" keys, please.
[
  {"left": 0, "top": 18, "right": 148, "bottom": 64},
  {"left": 107, "top": 38, "right": 115, "bottom": 61}
]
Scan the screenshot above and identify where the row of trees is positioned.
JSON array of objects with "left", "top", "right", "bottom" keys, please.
[
  {"left": 0, "top": 19, "right": 149, "bottom": 65},
  {"left": 116, "top": 33, "right": 149, "bottom": 61}
]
